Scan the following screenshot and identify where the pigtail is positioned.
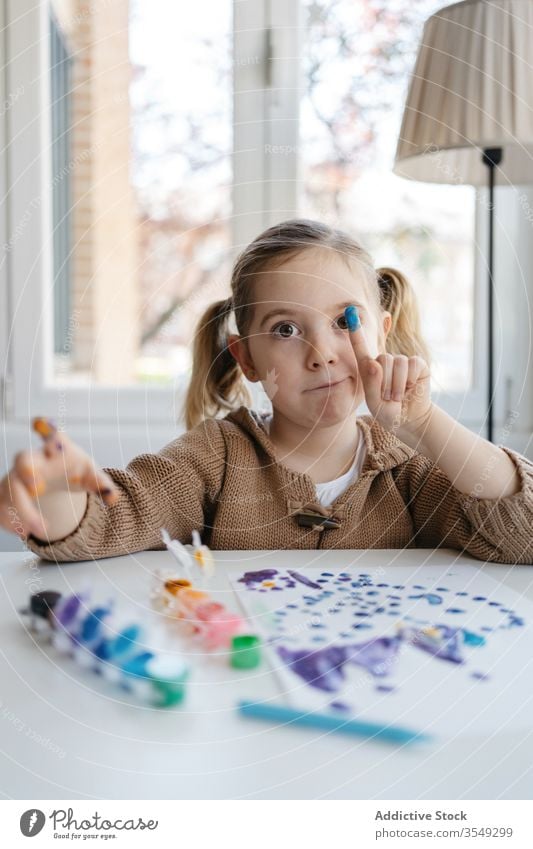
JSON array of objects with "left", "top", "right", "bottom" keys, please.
[
  {"left": 377, "top": 266, "right": 431, "bottom": 366},
  {"left": 184, "top": 298, "right": 252, "bottom": 431}
]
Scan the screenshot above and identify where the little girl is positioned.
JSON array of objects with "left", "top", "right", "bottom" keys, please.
[{"left": 1, "top": 219, "right": 532, "bottom": 563}]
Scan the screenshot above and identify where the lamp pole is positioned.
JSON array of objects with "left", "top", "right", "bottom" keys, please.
[{"left": 481, "top": 146, "right": 502, "bottom": 444}]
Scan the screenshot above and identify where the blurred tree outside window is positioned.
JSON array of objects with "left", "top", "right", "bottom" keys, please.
[
  {"left": 50, "top": 0, "right": 232, "bottom": 387},
  {"left": 299, "top": 0, "right": 475, "bottom": 392}
]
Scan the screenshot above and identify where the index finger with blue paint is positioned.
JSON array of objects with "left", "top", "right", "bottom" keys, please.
[{"left": 344, "top": 305, "right": 382, "bottom": 406}]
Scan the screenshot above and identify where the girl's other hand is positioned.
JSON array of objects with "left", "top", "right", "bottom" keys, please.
[
  {"left": 0, "top": 417, "right": 119, "bottom": 540},
  {"left": 345, "top": 306, "right": 432, "bottom": 437}
]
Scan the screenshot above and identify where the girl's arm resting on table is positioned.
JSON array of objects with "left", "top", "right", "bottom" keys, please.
[
  {"left": 394, "top": 405, "right": 533, "bottom": 564},
  {"left": 25, "top": 419, "right": 227, "bottom": 563},
  {"left": 397, "top": 403, "right": 520, "bottom": 499}
]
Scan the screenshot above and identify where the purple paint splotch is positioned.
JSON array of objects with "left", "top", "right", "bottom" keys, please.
[
  {"left": 238, "top": 569, "right": 278, "bottom": 586},
  {"left": 406, "top": 625, "right": 464, "bottom": 664},
  {"left": 287, "top": 570, "right": 321, "bottom": 590},
  {"left": 277, "top": 636, "right": 402, "bottom": 693},
  {"left": 376, "top": 684, "right": 395, "bottom": 693},
  {"left": 330, "top": 701, "right": 350, "bottom": 712}
]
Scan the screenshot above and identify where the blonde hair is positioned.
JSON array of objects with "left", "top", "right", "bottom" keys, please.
[{"left": 184, "top": 218, "right": 430, "bottom": 430}]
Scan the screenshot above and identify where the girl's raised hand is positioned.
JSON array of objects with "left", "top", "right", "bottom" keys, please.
[
  {"left": 345, "top": 306, "right": 432, "bottom": 437},
  {"left": 0, "top": 417, "right": 119, "bottom": 540}
]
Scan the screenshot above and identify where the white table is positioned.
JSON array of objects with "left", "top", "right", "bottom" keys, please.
[{"left": 1, "top": 548, "right": 532, "bottom": 800}]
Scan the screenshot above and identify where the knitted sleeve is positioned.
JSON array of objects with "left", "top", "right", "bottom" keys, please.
[
  {"left": 396, "top": 446, "right": 533, "bottom": 564},
  {"left": 25, "top": 418, "right": 227, "bottom": 563}
]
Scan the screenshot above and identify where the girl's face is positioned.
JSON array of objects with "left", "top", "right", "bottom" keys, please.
[{"left": 228, "top": 248, "right": 391, "bottom": 429}]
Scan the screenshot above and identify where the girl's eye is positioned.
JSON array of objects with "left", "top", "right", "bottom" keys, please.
[
  {"left": 335, "top": 314, "right": 349, "bottom": 330},
  {"left": 271, "top": 315, "right": 354, "bottom": 336},
  {"left": 271, "top": 322, "right": 300, "bottom": 338}
]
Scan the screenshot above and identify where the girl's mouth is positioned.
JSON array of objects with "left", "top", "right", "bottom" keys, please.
[{"left": 306, "top": 377, "right": 348, "bottom": 392}]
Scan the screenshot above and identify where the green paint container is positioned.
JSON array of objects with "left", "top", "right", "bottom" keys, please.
[
  {"left": 147, "top": 655, "right": 189, "bottom": 707},
  {"left": 231, "top": 634, "right": 261, "bottom": 669},
  {"left": 151, "top": 676, "right": 188, "bottom": 707}
]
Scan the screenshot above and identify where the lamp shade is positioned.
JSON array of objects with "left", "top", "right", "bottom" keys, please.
[{"left": 394, "top": 0, "right": 533, "bottom": 185}]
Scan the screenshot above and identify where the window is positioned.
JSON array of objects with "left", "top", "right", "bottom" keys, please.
[
  {"left": 4, "top": 0, "right": 483, "bottom": 424},
  {"left": 50, "top": 7, "right": 72, "bottom": 358},
  {"left": 51, "top": 0, "right": 233, "bottom": 388}
]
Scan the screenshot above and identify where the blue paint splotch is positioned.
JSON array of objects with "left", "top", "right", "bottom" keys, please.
[
  {"left": 508, "top": 614, "right": 524, "bottom": 628},
  {"left": 462, "top": 629, "right": 486, "bottom": 647},
  {"left": 408, "top": 593, "right": 443, "bottom": 605}
]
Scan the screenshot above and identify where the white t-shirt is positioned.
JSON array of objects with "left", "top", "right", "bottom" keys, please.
[{"left": 260, "top": 413, "right": 366, "bottom": 508}]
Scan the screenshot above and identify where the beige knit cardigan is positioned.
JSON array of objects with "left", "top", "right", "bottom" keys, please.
[{"left": 27, "top": 406, "right": 533, "bottom": 564}]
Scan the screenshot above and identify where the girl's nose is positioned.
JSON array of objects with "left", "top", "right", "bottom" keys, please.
[{"left": 305, "top": 338, "right": 339, "bottom": 370}]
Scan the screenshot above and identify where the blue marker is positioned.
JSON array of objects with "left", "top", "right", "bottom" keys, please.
[
  {"left": 237, "top": 700, "right": 431, "bottom": 744},
  {"left": 344, "top": 305, "right": 361, "bottom": 332}
]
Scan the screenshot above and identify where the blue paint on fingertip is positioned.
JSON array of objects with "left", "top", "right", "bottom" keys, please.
[{"left": 345, "top": 305, "right": 360, "bottom": 331}]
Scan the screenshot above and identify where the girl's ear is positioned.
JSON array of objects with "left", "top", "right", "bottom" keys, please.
[
  {"left": 382, "top": 311, "right": 392, "bottom": 339},
  {"left": 226, "top": 335, "right": 259, "bottom": 381}
]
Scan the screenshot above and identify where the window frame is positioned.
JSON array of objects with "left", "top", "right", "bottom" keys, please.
[
  {"left": 0, "top": 0, "right": 9, "bottom": 417},
  {"left": 4, "top": 0, "right": 485, "bottom": 427}
]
